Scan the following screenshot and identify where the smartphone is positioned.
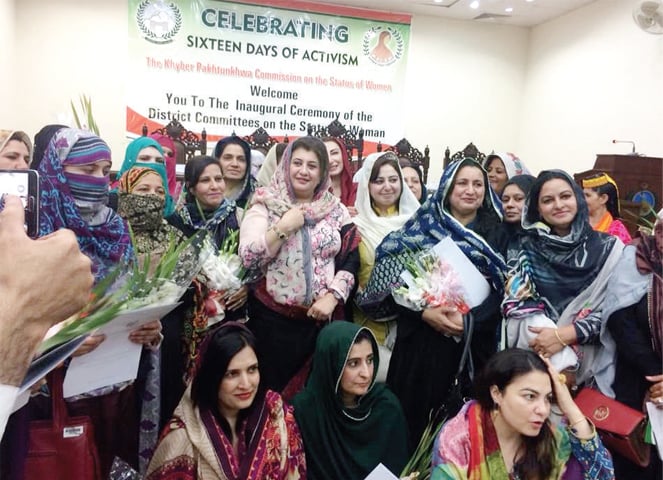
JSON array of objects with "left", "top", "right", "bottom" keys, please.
[{"left": 0, "top": 169, "right": 40, "bottom": 237}]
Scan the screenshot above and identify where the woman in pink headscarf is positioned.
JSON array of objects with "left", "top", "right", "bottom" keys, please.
[{"left": 149, "top": 134, "right": 178, "bottom": 197}]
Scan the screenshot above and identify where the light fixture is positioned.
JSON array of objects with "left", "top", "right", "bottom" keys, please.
[
  {"left": 505, "top": 7, "right": 513, "bottom": 13},
  {"left": 433, "top": 0, "right": 443, "bottom": 3},
  {"left": 470, "top": 0, "right": 479, "bottom": 9}
]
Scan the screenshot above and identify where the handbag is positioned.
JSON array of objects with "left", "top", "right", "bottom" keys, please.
[
  {"left": 24, "top": 368, "right": 102, "bottom": 479},
  {"left": 438, "top": 313, "right": 475, "bottom": 421},
  {"left": 574, "top": 387, "right": 651, "bottom": 467}
]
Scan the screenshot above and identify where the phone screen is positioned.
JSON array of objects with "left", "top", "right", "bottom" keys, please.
[
  {"left": 0, "top": 170, "right": 40, "bottom": 237},
  {"left": 0, "top": 171, "right": 30, "bottom": 207}
]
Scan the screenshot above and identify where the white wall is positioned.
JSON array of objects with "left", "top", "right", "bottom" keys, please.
[
  {"left": 5, "top": 0, "right": 660, "bottom": 183},
  {"left": 10, "top": 0, "right": 128, "bottom": 165},
  {"left": 401, "top": 15, "right": 528, "bottom": 184},
  {"left": 0, "top": 0, "right": 16, "bottom": 118},
  {"left": 4, "top": 0, "right": 527, "bottom": 177},
  {"left": 518, "top": 0, "right": 663, "bottom": 175}
]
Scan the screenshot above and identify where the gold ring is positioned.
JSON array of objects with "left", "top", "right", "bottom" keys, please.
[{"left": 558, "top": 373, "right": 567, "bottom": 385}]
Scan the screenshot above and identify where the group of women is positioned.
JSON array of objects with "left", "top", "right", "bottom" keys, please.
[{"left": 0, "top": 125, "right": 660, "bottom": 480}]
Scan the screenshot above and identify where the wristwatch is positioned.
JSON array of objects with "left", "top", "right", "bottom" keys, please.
[
  {"left": 330, "top": 290, "right": 344, "bottom": 303},
  {"left": 270, "top": 225, "right": 287, "bottom": 240}
]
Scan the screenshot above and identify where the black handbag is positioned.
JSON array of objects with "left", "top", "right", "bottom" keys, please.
[{"left": 438, "top": 313, "right": 475, "bottom": 421}]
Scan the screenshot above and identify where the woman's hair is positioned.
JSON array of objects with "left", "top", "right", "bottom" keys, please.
[
  {"left": 503, "top": 174, "right": 536, "bottom": 199},
  {"left": 184, "top": 155, "right": 221, "bottom": 204},
  {"left": 369, "top": 153, "right": 403, "bottom": 204},
  {"left": 191, "top": 324, "right": 262, "bottom": 437},
  {"left": 289, "top": 136, "right": 329, "bottom": 191},
  {"left": 399, "top": 159, "right": 425, "bottom": 202},
  {"left": 525, "top": 170, "right": 577, "bottom": 226},
  {"left": 213, "top": 135, "right": 251, "bottom": 166},
  {"left": 32, "top": 125, "right": 67, "bottom": 169},
  {"left": 445, "top": 158, "right": 501, "bottom": 238},
  {"left": 475, "top": 349, "right": 557, "bottom": 480},
  {"left": 354, "top": 328, "right": 374, "bottom": 345},
  {"left": 581, "top": 172, "right": 621, "bottom": 218}
]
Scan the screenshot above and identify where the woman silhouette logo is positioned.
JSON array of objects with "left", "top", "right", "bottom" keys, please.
[{"left": 362, "top": 26, "right": 404, "bottom": 66}]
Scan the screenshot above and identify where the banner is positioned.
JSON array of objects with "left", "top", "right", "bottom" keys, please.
[{"left": 127, "top": 0, "right": 411, "bottom": 149}]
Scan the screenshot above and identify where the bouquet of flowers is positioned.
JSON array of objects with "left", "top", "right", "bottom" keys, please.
[
  {"left": 122, "top": 231, "right": 203, "bottom": 310},
  {"left": 392, "top": 250, "right": 470, "bottom": 314},
  {"left": 197, "top": 229, "right": 246, "bottom": 324},
  {"left": 38, "top": 232, "right": 204, "bottom": 354}
]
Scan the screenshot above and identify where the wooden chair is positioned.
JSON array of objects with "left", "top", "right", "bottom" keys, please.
[
  {"left": 143, "top": 119, "right": 207, "bottom": 166},
  {"left": 444, "top": 142, "right": 486, "bottom": 167},
  {"left": 242, "top": 127, "right": 278, "bottom": 155},
  {"left": 377, "top": 138, "right": 431, "bottom": 184},
  {"left": 308, "top": 119, "right": 364, "bottom": 173}
]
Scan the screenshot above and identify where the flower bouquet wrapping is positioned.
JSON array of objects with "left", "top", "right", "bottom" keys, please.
[
  {"left": 197, "top": 229, "right": 246, "bottom": 325},
  {"left": 392, "top": 250, "right": 471, "bottom": 315},
  {"left": 38, "top": 232, "right": 204, "bottom": 355}
]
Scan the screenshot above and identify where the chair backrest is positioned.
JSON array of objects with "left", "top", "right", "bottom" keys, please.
[
  {"left": 378, "top": 138, "right": 431, "bottom": 184},
  {"left": 242, "top": 127, "right": 278, "bottom": 156},
  {"left": 308, "top": 120, "right": 364, "bottom": 173},
  {"left": 144, "top": 120, "right": 207, "bottom": 165},
  {"left": 444, "top": 142, "right": 486, "bottom": 167}
]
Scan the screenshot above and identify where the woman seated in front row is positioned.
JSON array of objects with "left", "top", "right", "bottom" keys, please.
[
  {"left": 146, "top": 322, "right": 306, "bottom": 479},
  {"left": 292, "top": 321, "right": 408, "bottom": 480},
  {"left": 432, "top": 348, "right": 614, "bottom": 480}
]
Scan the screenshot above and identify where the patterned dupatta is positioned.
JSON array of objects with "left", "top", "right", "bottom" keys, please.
[
  {"left": 147, "top": 389, "right": 303, "bottom": 480},
  {"left": 433, "top": 401, "right": 570, "bottom": 480},
  {"left": 516, "top": 170, "right": 618, "bottom": 316},
  {"left": 635, "top": 221, "right": 663, "bottom": 355},
  {"left": 360, "top": 158, "right": 506, "bottom": 311},
  {"left": 37, "top": 128, "right": 134, "bottom": 282},
  {"left": 248, "top": 139, "right": 349, "bottom": 296}
]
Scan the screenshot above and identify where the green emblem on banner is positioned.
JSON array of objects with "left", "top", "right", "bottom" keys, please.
[{"left": 136, "top": 0, "right": 182, "bottom": 44}]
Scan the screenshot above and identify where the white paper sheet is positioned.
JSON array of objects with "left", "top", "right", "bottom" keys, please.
[
  {"left": 399, "top": 236, "right": 491, "bottom": 309},
  {"left": 363, "top": 463, "right": 399, "bottom": 480},
  {"left": 646, "top": 401, "right": 663, "bottom": 458},
  {"left": 63, "top": 303, "right": 180, "bottom": 398}
]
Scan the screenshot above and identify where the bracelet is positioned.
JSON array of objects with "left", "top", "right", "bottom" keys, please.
[
  {"left": 569, "top": 417, "right": 586, "bottom": 429},
  {"left": 554, "top": 329, "right": 568, "bottom": 347},
  {"left": 270, "top": 225, "right": 288, "bottom": 240}
]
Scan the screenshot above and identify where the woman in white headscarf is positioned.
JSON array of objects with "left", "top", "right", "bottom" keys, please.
[
  {"left": 353, "top": 151, "right": 420, "bottom": 380},
  {"left": 483, "top": 152, "right": 531, "bottom": 196}
]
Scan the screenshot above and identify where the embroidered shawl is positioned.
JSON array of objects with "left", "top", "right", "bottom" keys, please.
[
  {"left": 146, "top": 387, "right": 306, "bottom": 480},
  {"left": 359, "top": 158, "right": 506, "bottom": 312}
]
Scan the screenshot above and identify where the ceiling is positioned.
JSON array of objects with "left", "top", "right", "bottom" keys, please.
[{"left": 312, "top": 0, "right": 599, "bottom": 27}]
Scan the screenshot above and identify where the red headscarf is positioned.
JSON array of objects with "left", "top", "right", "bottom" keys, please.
[
  {"left": 149, "top": 134, "right": 177, "bottom": 196},
  {"left": 324, "top": 137, "right": 357, "bottom": 208}
]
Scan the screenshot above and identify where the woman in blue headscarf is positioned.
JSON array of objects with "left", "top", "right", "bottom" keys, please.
[
  {"left": 113, "top": 137, "right": 174, "bottom": 216},
  {"left": 359, "top": 158, "right": 507, "bottom": 447}
]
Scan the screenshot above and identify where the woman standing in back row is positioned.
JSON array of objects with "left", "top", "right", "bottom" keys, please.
[{"left": 240, "top": 136, "right": 359, "bottom": 393}]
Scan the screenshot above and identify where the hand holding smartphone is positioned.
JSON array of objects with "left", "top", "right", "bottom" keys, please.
[{"left": 0, "top": 169, "right": 39, "bottom": 237}]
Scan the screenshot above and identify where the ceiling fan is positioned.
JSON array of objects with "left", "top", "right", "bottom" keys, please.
[{"left": 633, "top": 0, "right": 663, "bottom": 34}]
